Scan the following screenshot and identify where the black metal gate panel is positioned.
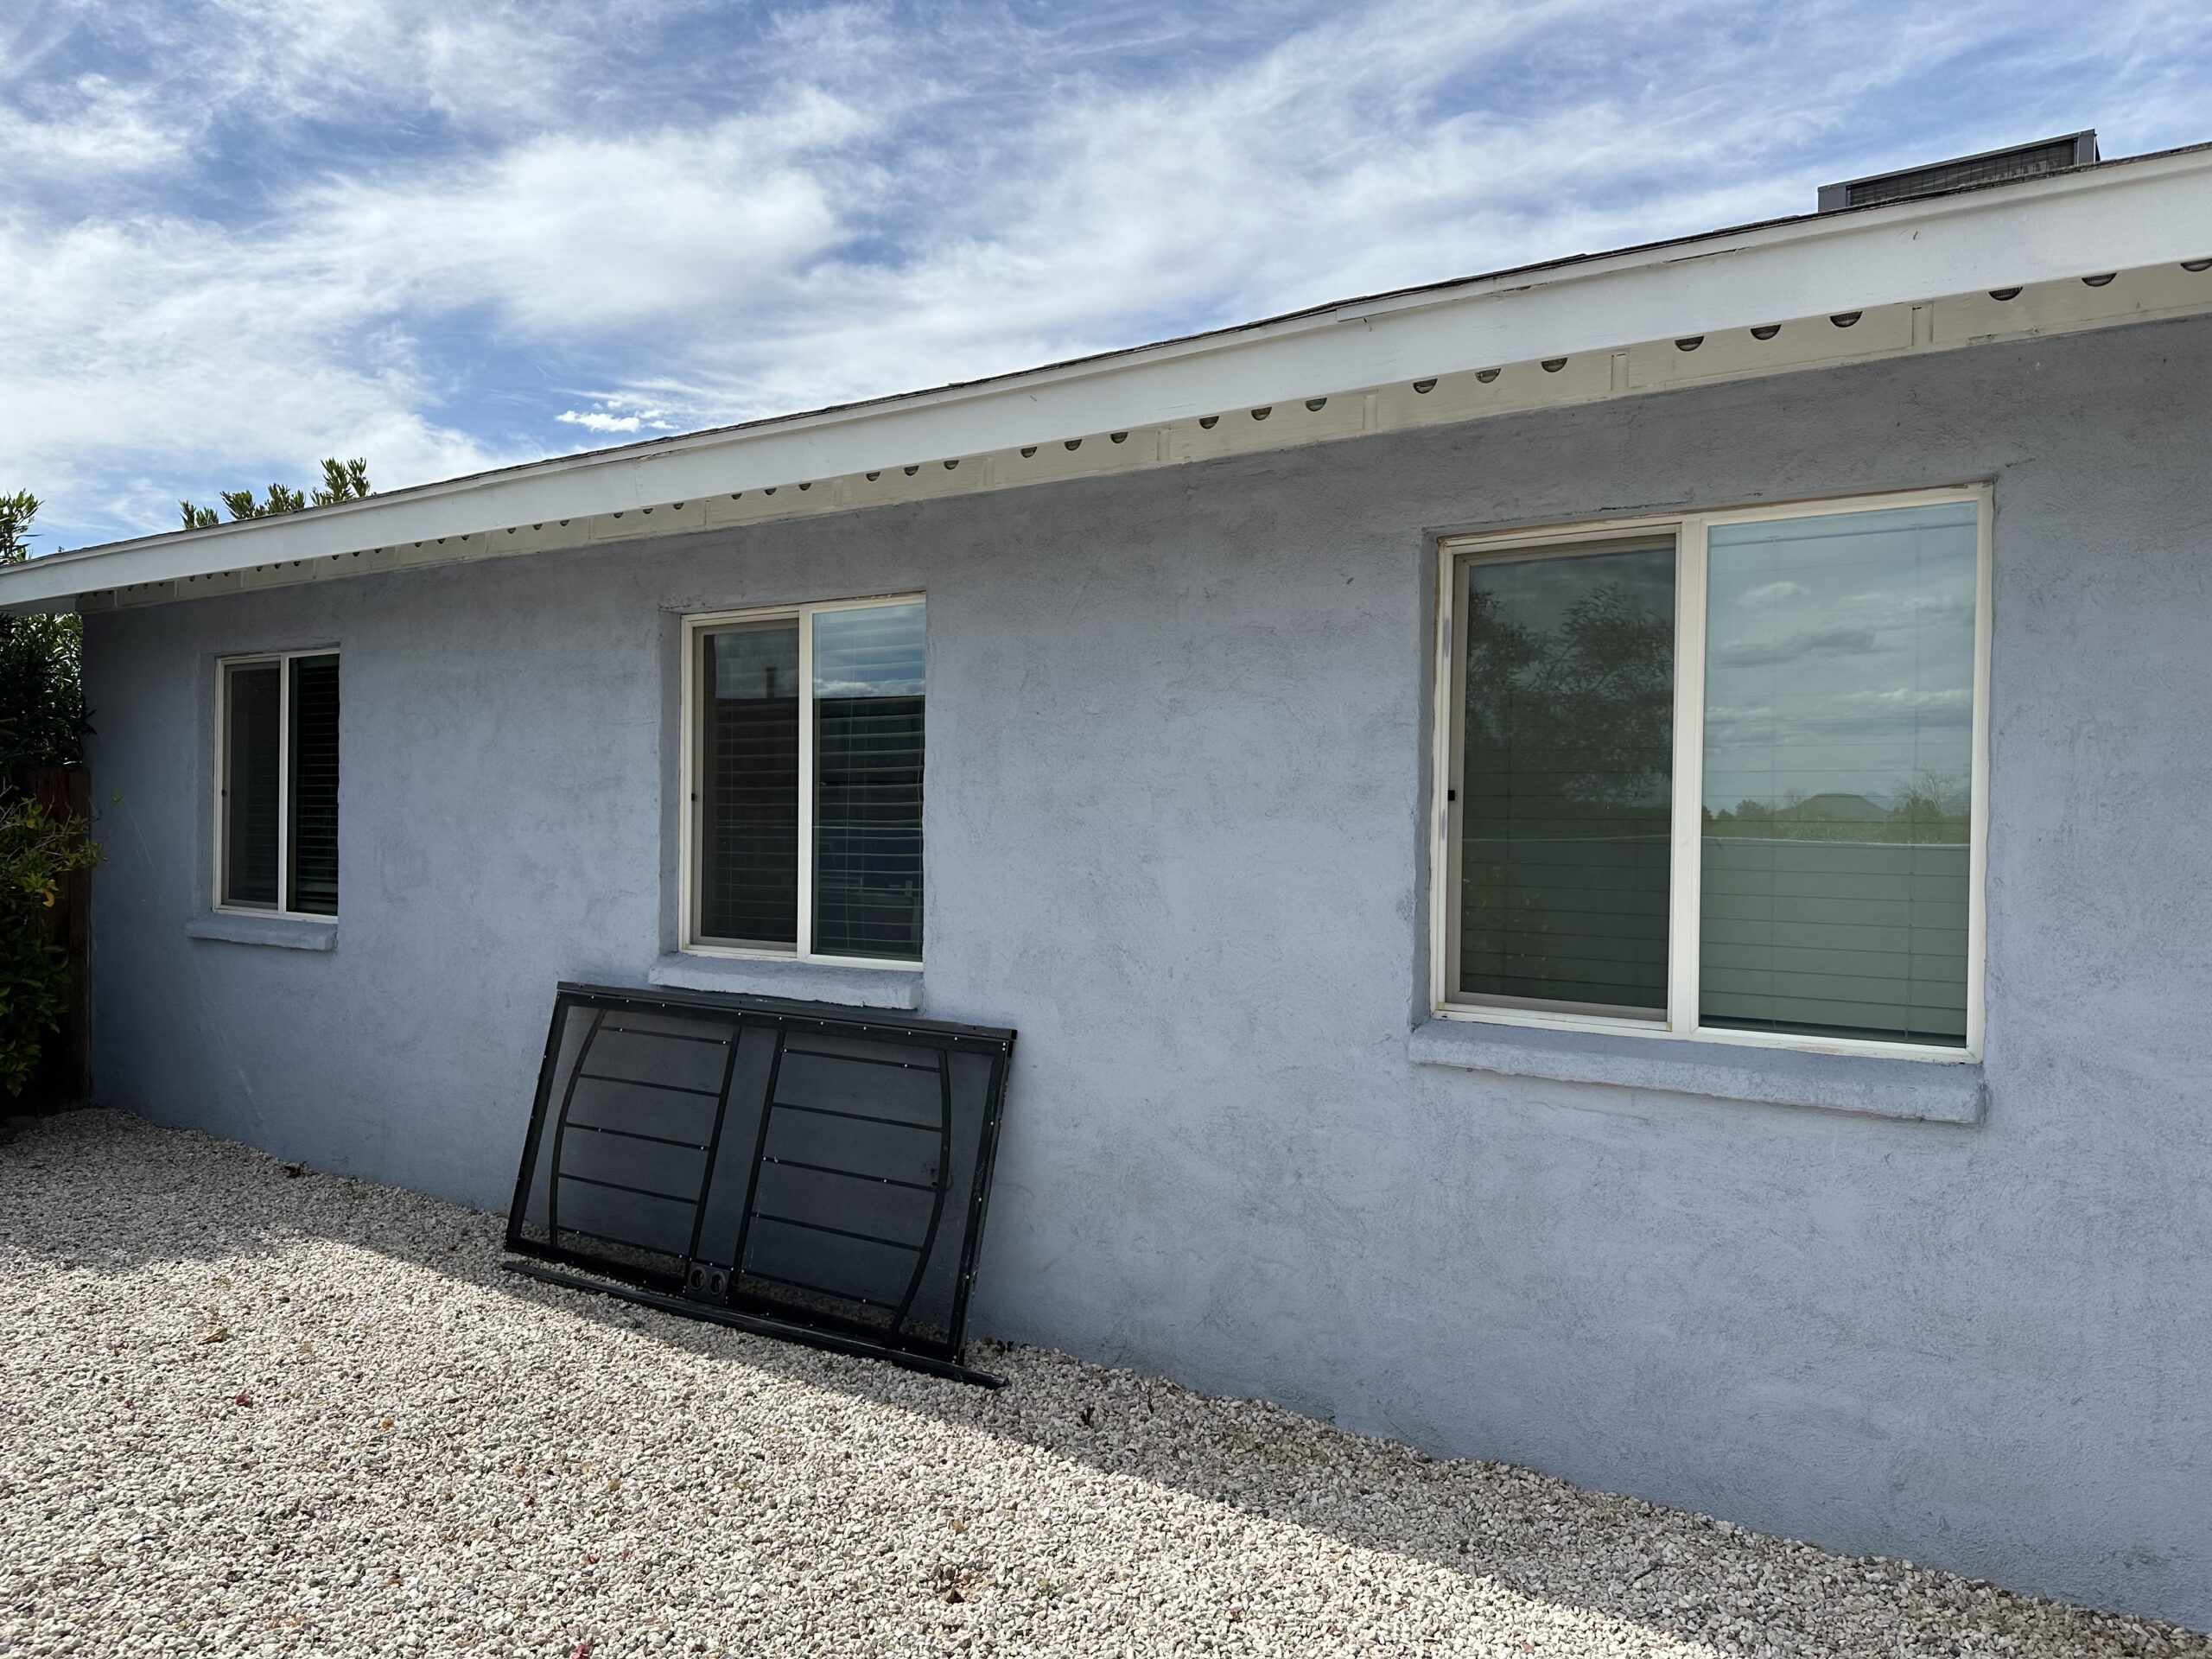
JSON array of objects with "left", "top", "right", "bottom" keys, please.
[{"left": 505, "top": 982, "right": 1015, "bottom": 1383}]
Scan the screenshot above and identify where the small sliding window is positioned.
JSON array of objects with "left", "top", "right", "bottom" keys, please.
[
  {"left": 217, "top": 650, "right": 340, "bottom": 917},
  {"left": 1433, "top": 487, "right": 1990, "bottom": 1059},
  {"left": 682, "top": 596, "right": 925, "bottom": 966}
]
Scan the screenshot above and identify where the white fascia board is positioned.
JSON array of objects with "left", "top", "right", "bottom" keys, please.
[{"left": 9, "top": 145, "right": 2211, "bottom": 611}]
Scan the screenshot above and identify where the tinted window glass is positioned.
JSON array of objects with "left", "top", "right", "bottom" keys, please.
[
  {"left": 1457, "top": 543, "right": 1675, "bottom": 1013},
  {"left": 285, "top": 654, "right": 340, "bottom": 916},
  {"left": 813, "top": 602, "right": 925, "bottom": 961},
  {"left": 222, "top": 662, "right": 282, "bottom": 908},
  {"left": 699, "top": 622, "right": 802, "bottom": 947},
  {"left": 1701, "top": 503, "right": 1976, "bottom": 1045}
]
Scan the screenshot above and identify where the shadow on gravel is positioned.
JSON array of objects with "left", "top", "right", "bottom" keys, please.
[{"left": 5, "top": 1109, "right": 2206, "bottom": 1659}]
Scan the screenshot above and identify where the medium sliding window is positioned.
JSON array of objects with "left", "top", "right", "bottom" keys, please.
[
  {"left": 1437, "top": 489, "right": 1988, "bottom": 1056},
  {"left": 218, "top": 651, "right": 340, "bottom": 916},
  {"left": 1452, "top": 540, "right": 1676, "bottom": 1016},
  {"left": 686, "top": 597, "right": 925, "bottom": 964}
]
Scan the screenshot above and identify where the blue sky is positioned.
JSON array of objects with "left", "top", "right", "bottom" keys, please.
[{"left": 4, "top": 1, "right": 2208, "bottom": 552}]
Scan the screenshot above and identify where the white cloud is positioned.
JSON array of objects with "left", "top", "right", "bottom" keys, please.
[
  {"left": 0, "top": 75, "right": 182, "bottom": 174},
  {"left": 1738, "top": 580, "right": 1814, "bottom": 610},
  {"left": 0, "top": 212, "right": 511, "bottom": 544},
  {"left": 556, "top": 396, "right": 680, "bottom": 436},
  {"left": 48, "top": 0, "right": 722, "bottom": 135},
  {"left": 593, "top": 0, "right": 1942, "bottom": 421},
  {"left": 3, "top": 0, "right": 2208, "bottom": 546},
  {"left": 296, "top": 95, "right": 868, "bottom": 332},
  {"left": 557, "top": 410, "right": 643, "bottom": 434},
  {"left": 0, "top": 76, "right": 867, "bottom": 539}
]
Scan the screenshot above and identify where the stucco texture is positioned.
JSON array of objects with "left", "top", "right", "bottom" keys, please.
[{"left": 81, "top": 316, "right": 2212, "bottom": 1628}]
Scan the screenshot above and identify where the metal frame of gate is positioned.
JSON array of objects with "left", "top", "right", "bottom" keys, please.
[{"left": 504, "top": 982, "right": 1016, "bottom": 1386}]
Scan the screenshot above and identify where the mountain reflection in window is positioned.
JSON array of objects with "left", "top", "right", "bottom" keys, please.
[
  {"left": 1700, "top": 503, "right": 1976, "bottom": 1046},
  {"left": 1458, "top": 543, "right": 1675, "bottom": 1014}
]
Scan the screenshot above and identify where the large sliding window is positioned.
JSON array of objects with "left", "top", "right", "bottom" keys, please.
[
  {"left": 683, "top": 596, "right": 925, "bottom": 964},
  {"left": 217, "top": 650, "right": 340, "bottom": 917},
  {"left": 1435, "top": 488, "right": 1988, "bottom": 1057}
]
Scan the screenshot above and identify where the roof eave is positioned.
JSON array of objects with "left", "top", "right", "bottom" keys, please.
[{"left": 8, "top": 141, "right": 2212, "bottom": 610}]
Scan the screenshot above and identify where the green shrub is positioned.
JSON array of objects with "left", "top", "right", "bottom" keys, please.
[
  {"left": 0, "top": 491, "right": 99, "bottom": 1098},
  {"left": 0, "top": 798, "right": 99, "bottom": 1096},
  {"left": 0, "top": 492, "right": 86, "bottom": 779}
]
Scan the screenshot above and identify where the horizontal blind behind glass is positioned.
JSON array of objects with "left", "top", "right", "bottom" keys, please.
[
  {"left": 699, "top": 621, "right": 802, "bottom": 948},
  {"left": 1700, "top": 503, "right": 1977, "bottom": 1046},
  {"left": 285, "top": 654, "right": 340, "bottom": 916},
  {"left": 1457, "top": 543, "right": 1675, "bottom": 1013},
  {"left": 221, "top": 662, "right": 282, "bottom": 909},
  {"left": 812, "top": 601, "right": 924, "bottom": 962}
]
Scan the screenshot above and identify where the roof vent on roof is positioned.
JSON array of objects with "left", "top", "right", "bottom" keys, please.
[{"left": 1818, "top": 130, "right": 2098, "bottom": 212}]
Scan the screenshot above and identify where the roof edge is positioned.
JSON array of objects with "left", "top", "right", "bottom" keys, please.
[{"left": 9, "top": 140, "right": 2212, "bottom": 608}]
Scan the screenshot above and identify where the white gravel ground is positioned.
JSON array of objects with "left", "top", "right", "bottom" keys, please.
[{"left": 1, "top": 1111, "right": 2202, "bottom": 1659}]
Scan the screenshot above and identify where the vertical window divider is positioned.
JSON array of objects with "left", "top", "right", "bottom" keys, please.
[
  {"left": 275, "top": 657, "right": 291, "bottom": 915},
  {"left": 1964, "top": 489, "right": 1995, "bottom": 1059},
  {"left": 1433, "top": 543, "right": 1468, "bottom": 1017},
  {"left": 1427, "top": 545, "right": 1452, "bottom": 1019},
  {"left": 794, "top": 609, "right": 817, "bottom": 959},
  {"left": 213, "top": 662, "right": 232, "bottom": 910},
  {"left": 1667, "top": 517, "right": 1709, "bottom": 1035},
  {"left": 679, "top": 616, "right": 699, "bottom": 948}
]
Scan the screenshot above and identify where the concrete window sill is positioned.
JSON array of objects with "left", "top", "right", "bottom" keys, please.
[
  {"left": 185, "top": 913, "right": 338, "bottom": 952},
  {"left": 648, "top": 953, "right": 922, "bottom": 1011},
  {"left": 1408, "top": 1018, "right": 1985, "bottom": 1123}
]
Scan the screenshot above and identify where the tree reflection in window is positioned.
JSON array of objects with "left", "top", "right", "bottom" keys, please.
[{"left": 1459, "top": 543, "right": 1675, "bottom": 1014}]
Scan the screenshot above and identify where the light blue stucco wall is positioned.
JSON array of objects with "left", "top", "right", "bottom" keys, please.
[{"left": 82, "top": 317, "right": 2212, "bottom": 1627}]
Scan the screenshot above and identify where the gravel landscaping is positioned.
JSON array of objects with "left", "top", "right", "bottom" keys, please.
[{"left": 1, "top": 1109, "right": 2202, "bottom": 1659}]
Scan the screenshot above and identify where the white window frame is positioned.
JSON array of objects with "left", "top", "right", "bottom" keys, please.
[
  {"left": 213, "top": 646, "right": 340, "bottom": 920},
  {"left": 1429, "top": 484, "right": 1992, "bottom": 1062},
  {"left": 679, "top": 594, "right": 925, "bottom": 969}
]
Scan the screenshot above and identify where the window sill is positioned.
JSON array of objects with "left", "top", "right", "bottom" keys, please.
[
  {"left": 1408, "top": 1017, "right": 1984, "bottom": 1123},
  {"left": 649, "top": 953, "right": 922, "bottom": 1011},
  {"left": 186, "top": 913, "right": 338, "bottom": 952}
]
